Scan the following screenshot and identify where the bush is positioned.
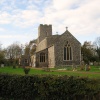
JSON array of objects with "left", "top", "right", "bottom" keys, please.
[
  {"left": 23, "top": 68, "right": 30, "bottom": 74},
  {"left": 0, "top": 74, "right": 100, "bottom": 100},
  {"left": 13, "top": 65, "right": 16, "bottom": 69},
  {"left": 12, "top": 62, "right": 16, "bottom": 69}
]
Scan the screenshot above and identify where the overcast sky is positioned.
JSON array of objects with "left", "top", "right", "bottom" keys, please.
[{"left": 0, "top": 0, "right": 100, "bottom": 48}]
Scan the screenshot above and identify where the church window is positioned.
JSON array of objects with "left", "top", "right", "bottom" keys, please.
[
  {"left": 64, "top": 42, "right": 72, "bottom": 61},
  {"left": 64, "top": 47, "right": 66, "bottom": 60},
  {"left": 40, "top": 53, "right": 45, "bottom": 62}
]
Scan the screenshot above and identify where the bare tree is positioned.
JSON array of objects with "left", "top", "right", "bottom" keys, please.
[
  {"left": 93, "top": 37, "right": 100, "bottom": 62},
  {"left": 93, "top": 37, "right": 100, "bottom": 48},
  {"left": 0, "top": 43, "right": 5, "bottom": 65},
  {"left": 5, "top": 42, "right": 23, "bottom": 65}
]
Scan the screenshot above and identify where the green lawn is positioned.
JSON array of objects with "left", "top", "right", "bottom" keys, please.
[{"left": 0, "top": 66, "right": 100, "bottom": 79}]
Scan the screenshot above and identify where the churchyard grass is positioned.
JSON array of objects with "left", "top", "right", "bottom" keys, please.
[{"left": 0, "top": 66, "right": 100, "bottom": 79}]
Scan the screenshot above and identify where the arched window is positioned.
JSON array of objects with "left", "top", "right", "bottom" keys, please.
[
  {"left": 64, "top": 42, "right": 72, "bottom": 61},
  {"left": 40, "top": 53, "right": 45, "bottom": 62}
]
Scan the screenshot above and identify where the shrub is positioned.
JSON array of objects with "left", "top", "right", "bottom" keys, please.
[
  {"left": 12, "top": 62, "right": 16, "bottom": 69},
  {"left": 13, "top": 65, "right": 16, "bottom": 69},
  {"left": 0, "top": 74, "right": 100, "bottom": 100},
  {"left": 23, "top": 68, "right": 30, "bottom": 74}
]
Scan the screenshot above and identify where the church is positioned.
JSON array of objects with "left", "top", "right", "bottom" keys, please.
[{"left": 31, "top": 24, "right": 81, "bottom": 68}]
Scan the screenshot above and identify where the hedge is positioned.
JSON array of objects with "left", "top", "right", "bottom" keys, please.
[{"left": 0, "top": 73, "right": 100, "bottom": 100}]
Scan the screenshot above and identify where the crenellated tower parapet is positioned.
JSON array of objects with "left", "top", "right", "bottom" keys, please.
[{"left": 37, "top": 24, "right": 52, "bottom": 43}]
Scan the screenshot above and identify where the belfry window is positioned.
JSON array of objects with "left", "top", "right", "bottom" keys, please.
[
  {"left": 40, "top": 53, "right": 45, "bottom": 62},
  {"left": 64, "top": 42, "right": 72, "bottom": 61}
]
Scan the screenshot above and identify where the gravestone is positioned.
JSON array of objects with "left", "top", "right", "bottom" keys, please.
[
  {"left": 1, "top": 64, "right": 4, "bottom": 67},
  {"left": 80, "top": 61, "right": 85, "bottom": 70},
  {"left": 94, "top": 61, "right": 98, "bottom": 66},
  {"left": 72, "top": 63, "right": 77, "bottom": 71},
  {"left": 85, "top": 64, "right": 90, "bottom": 71}
]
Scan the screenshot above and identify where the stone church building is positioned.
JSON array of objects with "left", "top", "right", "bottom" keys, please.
[{"left": 31, "top": 24, "right": 81, "bottom": 68}]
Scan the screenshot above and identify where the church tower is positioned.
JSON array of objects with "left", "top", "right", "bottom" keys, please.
[{"left": 37, "top": 24, "right": 52, "bottom": 43}]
